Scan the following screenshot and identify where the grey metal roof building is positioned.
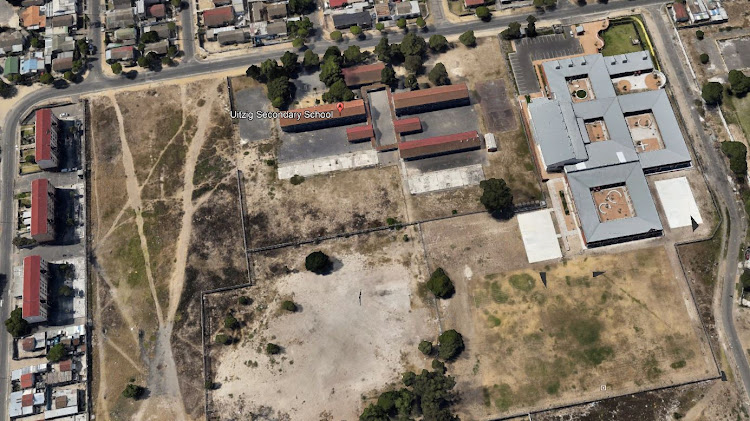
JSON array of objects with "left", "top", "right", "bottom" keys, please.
[{"left": 566, "top": 161, "right": 663, "bottom": 248}]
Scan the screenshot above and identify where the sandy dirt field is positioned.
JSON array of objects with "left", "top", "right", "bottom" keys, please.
[
  {"left": 434, "top": 246, "right": 714, "bottom": 419},
  {"left": 208, "top": 232, "right": 438, "bottom": 419}
]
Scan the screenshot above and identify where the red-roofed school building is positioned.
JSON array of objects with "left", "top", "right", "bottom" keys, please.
[
  {"left": 393, "top": 117, "right": 422, "bottom": 135},
  {"left": 346, "top": 124, "right": 374, "bottom": 142},
  {"left": 341, "top": 63, "right": 385, "bottom": 87},
  {"left": 35, "top": 109, "right": 60, "bottom": 170},
  {"left": 31, "top": 178, "right": 56, "bottom": 243},
  {"left": 23, "top": 255, "right": 49, "bottom": 324},
  {"left": 398, "top": 131, "right": 481, "bottom": 160},
  {"left": 280, "top": 99, "right": 367, "bottom": 132},
  {"left": 392, "top": 83, "right": 471, "bottom": 116}
]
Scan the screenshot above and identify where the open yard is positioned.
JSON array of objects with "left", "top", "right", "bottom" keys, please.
[
  {"left": 722, "top": 93, "right": 750, "bottom": 144},
  {"left": 435, "top": 246, "right": 714, "bottom": 419},
  {"left": 601, "top": 21, "right": 646, "bottom": 56},
  {"left": 207, "top": 231, "right": 437, "bottom": 419}
]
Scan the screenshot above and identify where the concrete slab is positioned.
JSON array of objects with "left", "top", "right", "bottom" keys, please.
[
  {"left": 404, "top": 163, "right": 484, "bottom": 194},
  {"left": 277, "top": 150, "right": 379, "bottom": 179},
  {"left": 369, "top": 90, "right": 397, "bottom": 148},
  {"left": 279, "top": 123, "right": 373, "bottom": 164},
  {"left": 654, "top": 176, "right": 702, "bottom": 228},
  {"left": 517, "top": 209, "right": 563, "bottom": 263},
  {"left": 718, "top": 36, "right": 750, "bottom": 70},
  {"left": 234, "top": 87, "right": 273, "bottom": 143}
]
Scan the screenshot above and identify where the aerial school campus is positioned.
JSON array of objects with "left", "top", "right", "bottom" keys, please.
[{"left": 6, "top": 0, "right": 750, "bottom": 417}]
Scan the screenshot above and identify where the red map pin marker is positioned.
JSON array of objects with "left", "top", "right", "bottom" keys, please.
[{"left": 336, "top": 102, "right": 344, "bottom": 115}]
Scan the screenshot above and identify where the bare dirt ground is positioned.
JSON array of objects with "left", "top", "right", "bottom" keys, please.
[
  {"left": 207, "top": 231, "right": 438, "bottom": 420},
  {"left": 434, "top": 246, "right": 713, "bottom": 419},
  {"left": 89, "top": 78, "right": 245, "bottom": 421},
  {"left": 237, "top": 139, "right": 408, "bottom": 249}
]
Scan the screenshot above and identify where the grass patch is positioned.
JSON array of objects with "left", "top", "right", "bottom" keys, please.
[
  {"left": 726, "top": 95, "right": 750, "bottom": 142},
  {"left": 508, "top": 273, "right": 535, "bottom": 292},
  {"left": 487, "top": 314, "right": 501, "bottom": 327},
  {"left": 569, "top": 317, "right": 602, "bottom": 346},
  {"left": 601, "top": 21, "right": 644, "bottom": 56},
  {"left": 489, "top": 281, "right": 510, "bottom": 304}
]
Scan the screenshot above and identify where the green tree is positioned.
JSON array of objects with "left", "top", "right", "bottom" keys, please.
[
  {"left": 305, "top": 251, "right": 333, "bottom": 274},
  {"left": 161, "top": 56, "right": 173, "bottom": 66},
  {"left": 699, "top": 53, "right": 709, "bottom": 64},
  {"left": 479, "top": 178, "right": 514, "bottom": 218},
  {"left": 63, "top": 71, "right": 74, "bottom": 81},
  {"left": 224, "top": 314, "right": 240, "bottom": 329},
  {"left": 141, "top": 31, "right": 160, "bottom": 43},
  {"left": 288, "top": 0, "right": 315, "bottom": 14},
  {"left": 238, "top": 296, "right": 252, "bottom": 305},
  {"left": 0, "top": 79, "right": 14, "bottom": 99},
  {"left": 381, "top": 65, "right": 397, "bottom": 86},
  {"left": 303, "top": 49, "right": 319, "bottom": 68},
  {"left": 40, "top": 73, "right": 54, "bottom": 84},
  {"left": 292, "top": 37, "right": 305, "bottom": 49},
  {"left": 319, "top": 57, "right": 343, "bottom": 86},
  {"left": 350, "top": 25, "right": 363, "bottom": 37},
  {"left": 400, "top": 32, "right": 427, "bottom": 56},
  {"left": 416, "top": 16, "right": 426, "bottom": 29},
  {"left": 331, "top": 30, "right": 343, "bottom": 42},
  {"left": 47, "top": 343, "right": 67, "bottom": 362},
  {"left": 266, "top": 343, "right": 281, "bottom": 354},
  {"left": 426, "top": 267, "right": 455, "bottom": 298},
  {"left": 323, "top": 45, "right": 342, "bottom": 64},
  {"left": 459, "top": 30, "right": 476, "bottom": 47},
  {"left": 397, "top": 18, "right": 407, "bottom": 29},
  {"left": 168, "top": 45, "right": 178, "bottom": 58},
  {"left": 4, "top": 308, "right": 30, "bottom": 337},
  {"left": 214, "top": 333, "right": 231, "bottom": 345},
  {"left": 438, "top": 329, "right": 464, "bottom": 360},
  {"left": 419, "top": 340, "right": 433, "bottom": 355},
  {"left": 729, "top": 69, "right": 750, "bottom": 97},
  {"left": 343, "top": 45, "right": 365, "bottom": 66},
  {"left": 375, "top": 36, "right": 392, "bottom": 63},
  {"left": 322, "top": 79, "right": 355, "bottom": 103},
  {"left": 476, "top": 6, "right": 490, "bottom": 21},
  {"left": 696, "top": 30, "right": 704, "bottom": 40},
  {"left": 405, "top": 73, "right": 418, "bottom": 90},
  {"left": 375, "top": 22, "right": 385, "bottom": 32},
  {"left": 168, "top": 21, "right": 177, "bottom": 32},
  {"left": 260, "top": 58, "right": 282, "bottom": 81},
  {"left": 399, "top": 369, "right": 458, "bottom": 418},
  {"left": 30, "top": 37, "right": 41, "bottom": 48},
  {"left": 720, "top": 141, "right": 748, "bottom": 176},
  {"left": 281, "top": 300, "right": 298, "bottom": 312},
  {"left": 267, "top": 76, "right": 291, "bottom": 108},
  {"left": 428, "top": 63, "right": 450, "bottom": 86},
  {"left": 137, "top": 55, "right": 152, "bottom": 69},
  {"left": 280, "top": 51, "right": 299, "bottom": 75},
  {"left": 432, "top": 359, "right": 446, "bottom": 374},
  {"left": 701, "top": 81, "right": 723, "bottom": 105},
  {"left": 503, "top": 21, "right": 522, "bottom": 39},
  {"left": 246, "top": 64, "right": 261, "bottom": 80},
  {"left": 429, "top": 34, "right": 448, "bottom": 52},
  {"left": 122, "top": 384, "right": 145, "bottom": 399},
  {"left": 404, "top": 55, "right": 424, "bottom": 73}
]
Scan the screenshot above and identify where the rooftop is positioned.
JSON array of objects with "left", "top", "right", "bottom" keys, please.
[
  {"left": 31, "top": 178, "right": 52, "bottom": 238},
  {"left": 392, "top": 83, "right": 470, "bottom": 110},
  {"left": 203, "top": 6, "right": 234, "bottom": 27},
  {"left": 341, "top": 63, "right": 384, "bottom": 87},
  {"left": 280, "top": 99, "right": 366, "bottom": 129},
  {"left": 35, "top": 109, "right": 54, "bottom": 162},
  {"left": 23, "top": 255, "right": 42, "bottom": 320}
]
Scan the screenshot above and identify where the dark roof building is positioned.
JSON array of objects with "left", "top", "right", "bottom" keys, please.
[
  {"left": 392, "top": 83, "right": 471, "bottom": 116},
  {"left": 393, "top": 117, "right": 422, "bottom": 134},
  {"left": 346, "top": 124, "right": 374, "bottom": 142},
  {"left": 280, "top": 99, "right": 367, "bottom": 132},
  {"left": 266, "top": 2, "right": 287, "bottom": 18},
  {"left": 332, "top": 11, "right": 372, "bottom": 29},
  {"left": 49, "top": 14, "right": 76, "bottom": 27},
  {"left": 398, "top": 131, "right": 481, "bottom": 160},
  {"left": 203, "top": 6, "right": 234, "bottom": 27},
  {"left": 341, "top": 63, "right": 385, "bottom": 87},
  {"left": 265, "top": 21, "right": 288, "bottom": 36}
]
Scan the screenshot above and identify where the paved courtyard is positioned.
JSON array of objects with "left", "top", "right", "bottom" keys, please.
[{"left": 718, "top": 36, "right": 750, "bottom": 70}]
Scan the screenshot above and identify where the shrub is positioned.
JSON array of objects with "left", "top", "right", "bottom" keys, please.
[
  {"left": 699, "top": 53, "right": 709, "bottom": 64},
  {"left": 418, "top": 340, "right": 433, "bottom": 355},
  {"left": 350, "top": 25, "right": 363, "bottom": 37},
  {"left": 475, "top": 6, "right": 491, "bottom": 21},
  {"left": 429, "top": 34, "right": 448, "bottom": 52},
  {"left": 330, "top": 30, "right": 343, "bottom": 42},
  {"left": 305, "top": 251, "right": 333, "bottom": 274},
  {"left": 214, "top": 334, "right": 231, "bottom": 345},
  {"left": 416, "top": 17, "right": 426, "bottom": 28},
  {"left": 290, "top": 174, "right": 305, "bottom": 185},
  {"left": 224, "top": 314, "right": 239, "bottom": 330},
  {"left": 701, "top": 81, "right": 723, "bottom": 105},
  {"left": 431, "top": 359, "right": 446, "bottom": 374},
  {"left": 397, "top": 18, "right": 407, "bottom": 29},
  {"left": 4, "top": 308, "right": 30, "bottom": 337},
  {"left": 266, "top": 343, "right": 281, "bottom": 354},
  {"left": 438, "top": 329, "right": 464, "bottom": 360},
  {"left": 696, "top": 30, "right": 704, "bottom": 40},
  {"left": 428, "top": 63, "right": 450, "bottom": 86},
  {"left": 47, "top": 343, "right": 67, "bottom": 362},
  {"left": 426, "top": 268, "right": 455, "bottom": 299},
  {"left": 238, "top": 296, "right": 252, "bottom": 305},
  {"left": 122, "top": 383, "right": 145, "bottom": 399},
  {"left": 40, "top": 73, "right": 54, "bottom": 84},
  {"left": 376, "top": 22, "right": 385, "bottom": 32},
  {"left": 721, "top": 141, "right": 748, "bottom": 176},
  {"left": 205, "top": 380, "right": 215, "bottom": 390},
  {"left": 281, "top": 300, "right": 298, "bottom": 312}
]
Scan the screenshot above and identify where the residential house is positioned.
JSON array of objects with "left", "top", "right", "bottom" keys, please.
[
  {"left": 144, "top": 39, "right": 169, "bottom": 54},
  {"left": 22, "top": 255, "right": 49, "bottom": 324},
  {"left": 203, "top": 6, "right": 234, "bottom": 27},
  {"left": 114, "top": 27, "right": 137, "bottom": 41},
  {"left": 45, "top": 35, "right": 75, "bottom": 56},
  {"left": 265, "top": 20, "right": 287, "bottom": 37},
  {"left": 213, "top": 0, "right": 231, "bottom": 5},
  {"left": 51, "top": 56, "right": 73, "bottom": 72},
  {"left": 148, "top": 3, "right": 166, "bottom": 18},
  {"left": 374, "top": 3, "right": 390, "bottom": 20},
  {"left": 48, "top": 14, "right": 76, "bottom": 28},
  {"left": 331, "top": 11, "right": 372, "bottom": 29},
  {"left": 112, "top": 0, "right": 132, "bottom": 10},
  {"left": 251, "top": 1, "right": 264, "bottom": 22},
  {"left": 35, "top": 109, "right": 60, "bottom": 170},
  {"left": 266, "top": 2, "right": 286, "bottom": 19},
  {"left": 9, "top": 390, "right": 45, "bottom": 418},
  {"left": 232, "top": 0, "right": 244, "bottom": 15},
  {"left": 20, "top": 54, "right": 44, "bottom": 75},
  {"left": 19, "top": 6, "right": 46, "bottom": 30},
  {"left": 47, "top": 0, "right": 77, "bottom": 16},
  {"left": 143, "top": 23, "right": 172, "bottom": 39},
  {"left": 3, "top": 56, "right": 21, "bottom": 77},
  {"left": 0, "top": 31, "right": 26, "bottom": 56},
  {"left": 106, "top": 45, "right": 136, "bottom": 62},
  {"left": 217, "top": 29, "right": 246, "bottom": 44},
  {"left": 106, "top": 9, "right": 135, "bottom": 29},
  {"left": 392, "top": 1, "right": 420, "bottom": 19}
]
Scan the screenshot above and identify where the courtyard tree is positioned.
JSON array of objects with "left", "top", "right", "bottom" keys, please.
[
  {"left": 343, "top": 45, "right": 365, "bottom": 66},
  {"left": 47, "top": 343, "right": 67, "bottom": 362},
  {"left": 288, "top": 0, "right": 315, "bottom": 14},
  {"left": 375, "top": 36, "right": 392, "bottom": 63},
  {"left": 404, "top": 54, "right": 424, "bottom": 74},
  {"left": 305, "top": 251, "right": 333, "bottom": 274},
  {"left": 267, "top": 76, "right": 291, "bottom": 108},
  {"left": 459, "top": 30, "right": 476, "bottom": 47},
  {"left": 701, "top": 81, "right": 723, "bottom": 106},
  {"left": 426, "top": 267, "right": 455, "bottom": 298},
  {"left": 438, "top": 329, "right": 465, "bottom": 360},
  {"left": 479, "top": 178, "right": 514, "bottom": 218},
  {"left": 400, "top": 32, "right": 427, "bottom": 57},
  {"left": 246, "top": 64, "right": 261, "bottom": 80},
  {"left": 40, "top": 72, "right": 54, "bottom": 84},
  {"left": 261, "top": 58, "right": 282, "bottom": 81},
  {"left": 428, "top": 63, "right": 450, "bottom": 86},
  {"left": 4, "top": 308, "right": 30, "bottom": 337},
  {"left": 323, "top": 45, "right": 342, "bottom": 64},
  {"left": 319, "top": 57, "right": 343, "bottom": 86},
  {"left": 475, "top": 6, "right": 491, "bottom": 21},
  {"left": 429, "top": 34, "right": 449, "bottom": 52}
]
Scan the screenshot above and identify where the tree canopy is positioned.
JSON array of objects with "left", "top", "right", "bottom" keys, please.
[
  {"left": 405, "top": 74, "right": 418, "bottom": 90},
  {"left": 280, "top": 51, "right": 299, "bottom": 75},
  {"left": 426, "top": 267, "right": 455, "bottom": 299},
  {"left": 479, "top": 178, "right": 514, "bottom": 218},
  {"left": 360, "top": 368, "right": 459, "bottom": 420},
  {"left": 267, "top": 76, "right": 292, "bottom": 109},
  {"left": 503, "top": 21, "right": 522, "bottom": 39},
  {"left": 40, "top": 73, "right": 54, "bottom": 84},
  {"left": 428, "top": 63, "right": 450, "bottom": 86},
  {"left": 122, "top": 384, "right": 145, "bottom": 400},
  {"left": 729, "top": 69, "right": 750, "bottom": 97},
  {"left": 319, "top": 57, "right": 343, "bottom": 86},
  {"left": 288, "top": 0, "right": 316, "bottom": 14},
  {"left": 438, "top": 329, "right": 464, "bottom": 361},
  {"left": 400, "top": 33, "right": 427, "bottom": 57},
  {"left": 476, "top": 6, "right": 491, "bottom": 20},
  {"left": 331, "top": 30, "right": 343, "bottom": 42},
  {"left": 5, "top": 308, "right": 30, "bottom": 337},
  {"left": 720, "top": 141, "right": 747, "bottom": 177},
  {"left": 322, "top": 79, "right": 355, "bottom": 103},
  {"left": 375, "top": 36, "right": 393, "bottom": 63},
  {"left": 404, "top": 55, "right": 424, "bottom": 74},
  {"left": 350, "top": 25, "right": 363, "bottom": 37},
  {"left": 343, "top": 45, "right": 365, "bottom": 67},
  {"left": 429, "top": 34, "right": 448, "bottom": 52},
  {"left": 381, "top": 65, "right": 397, "bottom": 87},
  {"left": 303, "top": 49, "right": 320, "bottom": 68},
  {"left": 47, "top": 343, "right": 67, "bottom": 362},
  {"left": 305, "top": 251, "right": 333, "bottom": 274},
  {"left": 701, "top": 81, "right": 723, "bottom": 106},
  {"left": 459, "top": 30, "right": 476, "bottom": 47}
]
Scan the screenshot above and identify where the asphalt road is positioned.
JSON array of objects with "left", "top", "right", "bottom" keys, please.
[{"left": 0, "top": 1, "right": 703, "bottom": 420}]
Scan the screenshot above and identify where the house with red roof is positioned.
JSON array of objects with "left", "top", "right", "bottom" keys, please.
[
  {"left": 35, "top": 109, "right": 60, "bottom": 170},
  {"left": 23, "top": 255, "right": 49, "bottom": 324},
  {"left": 203, "top": 6, "right": 234, "bottom": 28},
  {"left": 464, "top": 0, "right": 484, "bottom": 7},
  {"left": 328, "top": 0, "right": 347, "bottom": 8},
  {"left": 31, "top": 178, "right": 56, "bottom": 243},
  {"left": 20, "top": 373, "right": 35, "bottom": 390}
]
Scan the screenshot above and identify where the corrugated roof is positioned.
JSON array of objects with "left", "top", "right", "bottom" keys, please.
[
  {"left": 23, "top": 256, "right": 42, "bottom": 320},
  {"left": 20, "top": 6, "right": 46, "bottom": 28},
  {"left": 673, "top": 2, "right": 689, "bottom": 20},
  {"left": 528, "top": 98, "right": 588, "bottom": 169},
  {"left": 393, "top": 117, "right": 422, "bottom": 133},
  {"left": 399, "top": 131, "right": 481, "bottom": 159},
  {"left": 341, "top": 63, "right": 384, "bottom": 87},
  {"left": 52, "top": 57, "right": 73, "bottom": 72},
  {"left": 346, "top": 124, "right": 373, "bottom": 141},
  {"left": 392, "top": 83, "right": 470, "bottom": 110},
  {"left": 3, "top": 56, "right": 20, "bottom": 75},
  {"left": 20, "top": 373, "right": 34, "bottom": 390},
  {"left": 280, "top": 99, "right": 366, "bottom": 128},
  {"left": 203, "top": 6, "right": 234, "bottom": 27},
  {"left": 31, "top": 178, "right": 51, "bottom": 238},
  {"left": 399, "top": 131, "right": 478, "bottom": 150},
  {"left": 35, "top": 109, "right": 53, "bottom": 162}
]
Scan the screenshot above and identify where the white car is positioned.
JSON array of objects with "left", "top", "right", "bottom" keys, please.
[{"left": 59, "top": 113, "right": 69, "bottom": 118}]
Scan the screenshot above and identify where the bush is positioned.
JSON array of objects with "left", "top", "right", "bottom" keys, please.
[
  {"left": 396, "top": 18, "right": 407, "bottom": 29},
  {"left": 431, "top": 358, "right": 446, "bottom": 374},
  {"left": 122, "top": 383, "right": 145, "bottom": 399},
  {"left": 204, "top": 380, "right": 216, "bottom": 390},
  {"left": 438, "top": 329, "right": 464, "bottom": 360},
  {"left": 111, "top": 62, "right": 123, "bottom": 74},
  {"left": 418, "top": 340, "right": 433, "bottom": 355},
  {"left": 266, "top": 343, "right": 281, "bottom": 354},
  {"left": 4, "top": 308, "right": 30, "bottom": 337},
  {"left": 224, "top": 314, "right": 239, "bottom": 329},
  {"left": 426, "top": 268, "right": 455, "bottom": 299},
  {"left": 281, "top": 300, "right": 298, "bottom": 312},
  {"left": 721, "top": 141, "right": 748, "bottom": 176},
  {"left": 12, "top": 236, "right": 36, "bottom": 248},
  {"left": 416, "top": 17, "right": 426, "bottom": 28},
  {"left": 475, "top": 6, "right": 491, "bottom": 21},
  {"left": 699, "top": 53, "right": 709, "bottom": 64},
  {"left": 479, "top": 178, "right": 514, "bottom": 218},
  {"left": 238, "top": 296, "right": 251, "bottom": 305},
  {"left": 696, "top": 30, "right": 704, "bottom": 40},
  {"left": 214, "top": 334, "right": 231, "bottom": 345},
  {"left": 305, "top": 251, "right": 332, "bottom": 274},
  {"left": 40, "top": 73, "right": 54, "bottom": 84},
  {"left": 729, "top": 69, "right": 750, "bottom": 97},
  {"left": 741, "top": 269, "right": 750, "bottom": 291},
  {"left": 47, "top": 343, "right": 67, "bottom": 362},
  {"left": 376, "top": 22, "right": 385, "bottom": 32},
  {"left": 350, "top": 25, "right": 363, "bottom": 37},
  {"left": 459, "top": 30, "right": 476, "bottom": 47},
  {"left": 290, "top": 174, "right": 305, "bottom": 185},
  {"left": 330, "top": 30, "right": 343, "bottom": 42},
  {"left": 701, "top": 81, "right": 723, "bottom": 105}
]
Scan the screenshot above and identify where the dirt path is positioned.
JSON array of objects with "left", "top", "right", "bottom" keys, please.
[
  {"left": 93, "top": 277, "right": 112, "bottom": 421},
  {"left": 108, "top": 92, "right": 166, "bottom": 327}
]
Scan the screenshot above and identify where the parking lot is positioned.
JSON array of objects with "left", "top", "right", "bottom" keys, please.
[
  {"left": 718, "top": 36, "right": 750, "bottom": 70},
  {"left": 509, "top": 34, "right": 583, "bottom": 95}
]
